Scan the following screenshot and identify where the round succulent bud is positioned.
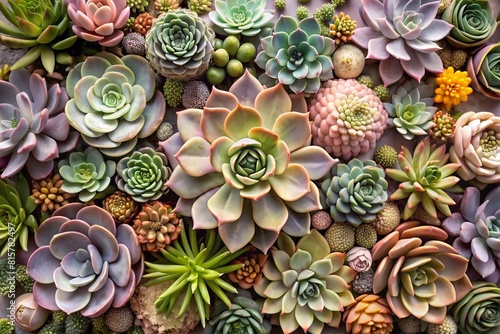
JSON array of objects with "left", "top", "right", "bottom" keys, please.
[
  {"left": 352, "top": 269, "right": 374, "bottom": 294},
  {"left": 374, "top": 145, "right": 398, "bottom": 168},
  {"left": 355, "top": 223, "right": 377, "bottom": 249},
  {"left": 373, "top": 202, "right": 400, "bottom": 235},
  {"left": 332, "top": 44, "right": 365, "bottom": 79},
  {"left": 397, "top": 316, "right": 422, "bottom": 334},
  {"left": 122, "top": 32, "right": 146, "bottom": 56},
  {"left": 427, "top": 315, "right": 458, "bottom": 334},
  {"left": 313, "top": 3, "right": 335, "bottom": 23},
  {"left": 105, "top": 307, "right": 134, "bottom": 333},
  {"left": 274, "top": 0, "right": 285, "bottom": 9},
  {"left": 374, "top": 84, "right": 390, "bottom": 102},
  {"left": 156, "top": 122, "right": 175, "bottom": 142},
  {"left": 296, "top": 6, "right": 309, "bottom": 20},
  {"left": 163, "top": 79, "right": 185, "bottom": 108},
  {"left": 182, "top": 80, "right": 210, "bottom": 109},
  {"left": 311, "top": 210, "right": 332, "bottom": 230},
  {"left": 357, "top": 74, "right": 374, "bottom": 89},
  {"left": 102, "top": 191, "right": 138, "bottom": 224},
  {"left": 324, "top": 222, "right": 355, "bottom": 252}
]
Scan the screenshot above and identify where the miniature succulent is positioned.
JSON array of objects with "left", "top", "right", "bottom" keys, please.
[
  {"left": 31, "top": 174, "right": 71, "bottom": 213},
  {"left": 144, "top": 220, "right": 248, "bottom": 327},
  {"left": 154, "top": 0, "right": 182, "bottom": 14},
  {"left": 164, "top": 79, "right": 185, "bottom": 108},
  {"left": 322, "top": 159, "right": 388, "bottom": 227},
  {"left": 255, "top": 16, "right": 335, "bottom": 94},
  {"left": 182, "top": 81, "right": 210, "bottom": 109},
  {"left": 146, "top": 9, "right": 215, "bottom": 81},
  {"left": 332, "top": 44, "right": 365, "bottom": 79},
  {"left": 0, "top": 319, "right": 14, "bottom": 334},
  {"left": 156, "top": 122, "right": 175, "bottom": 141},
  {"left": 386, "top": 137, "right": 462, "bottom": 220},
  {"left": 134, "top": 13, "right": 153, "bottom": 35},
  {"left": 16, "top": 264, "right": 34, "bottom": 293},
  {"left": 384, "top": 79, "right": 437, "bottom": 140},
  {"left": 27, "top": 203, "right": 144, "bottom": 317},
  {"left": 105, "top": 307, "right": 134, "bottom": 333},
  {"left": 127, "top": 0, "right": 149, "bottom": 13},
  {"left": 355, "top": 224, "right": 377, "bottom": 249},
  {"left": 0, "top": 69, "right": 78, "bottom": 179},
  {"left": 188, "top": 0, "right": 212, "bottom": 14},
  {"left": 296, "top": 6, "right": 309, "bottom": 21},
  {"left": 310, "top": 210, "right": 332, "bottom": 230},
  {"left": 343, "top": 294, "right": 394, "bottom": 334},
  {"left": 434, "top": 67, "right": 473, "bottom": 111},
  {"left": 346, "top": 246, "right": 372, "bottom": 272},
  {"left": 442, "top": 186, "right": 500, "bottom": 285},
  {"left": 67, "top": 0, "right": 129, "bottom": 46},
  {"left": 116, "top": 147, "right": 171, "bottom": 203},
  {"left": 161, "top": 71, "right": 336, "bottom": 253},
  {"left": 429, "top": 110, "right": 456, "bottom": 142},
  {"left": 0, "top": 0, "right": 77, "bottom": 74},
  {"left": 208, "top": 0, "right": 274, "bottom": 36},
  {"left": 309, "top": 79, "right": 388, "bottom": 160},
  {"left": 449, "top": 111, "right": 500, "bottom": 187},
  {"left": 65, "top": 52, "right": 165, "bottom": 157},
  {"left": 324, "top": 222, "right": 355, "bottom": 252},
  {"left": 352, "top": 269, "right": 374, "bottom": 294},
  {"left": 274, "top": 0, "right": 285, "bottom": 10},
  {"left": 467, "top": 42, "right": 500, "bottom": 100},
  {"left": 313, "top": 3, "right": 335, "bottom": 23},
  {"left": 438, "top": 46, "right": 468, "bottom": 70},
  {"left": 372, "top": 221, "right": 473, "bottom": 324},
  {"left": 122, "top": 32, "right": 146, "bottom": 56},
  {"left": 102, "top": 191, "right": 137, "bottom": 224},
  {"left": 329, "top": 12, "right": 356, "bottom": 45},
  {"left": 65, "top": 312, "right": 91, "bottom": 334},
  {"left": 58, "top": 147, "right": 116, "bottom": 202},
  {"left": 374, "top": 145, "right": 398, "bottom": 168},
  {"left": 352, "top": 0, "right": 453, "bottom": 86},
  {"left": 442, "top": 0, "right": 497, "bottom": 48},
  {"left": 14, "top": 293, "right": 49, "bottom": 331},
  {"left": 254, "top": 230, "right": 356, "bottom": 333},
  {"left": 228, "top": 248, "right": 268, "bottom": 290},
  {"left": 372, "top": 202, "right": 401, "bottom": 235}
]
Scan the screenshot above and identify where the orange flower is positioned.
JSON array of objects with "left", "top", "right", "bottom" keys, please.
[{"left": 434, "top": 67, "right": 473, "bottom": 110}]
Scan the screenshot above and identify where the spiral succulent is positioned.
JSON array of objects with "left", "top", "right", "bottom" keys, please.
[
  {"left": 345, "top": 246, "right": 372, "bottom": 272},
  {"left": 27, "top": 203, "right": 144, "bottom": 317},
  {"left": 343, "top": 294, "right": 394, "bottom": 334},
  {"left": 228, "top": 248, "right": 268, "bottom": 290},
  {"left": 467, "top": 42, "right": 500, "bottom": 100},
  {"left": 255, "top": 16, "right": 335, "bottom": 94},
  {"left": 329, "top": 12, "right": 356, "bottom": 45},
  {"left": 309, "top": 79, "right": 388, "bottom": 160},
  {"left": 146, "top": 9, "right": 215, "bottom": 81},
  {"left": 102, "top": 191, "right": 137, "bottom": 224}
]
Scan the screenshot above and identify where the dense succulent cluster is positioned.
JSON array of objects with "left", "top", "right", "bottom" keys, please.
[
  {"left": 228, "top": 249, "right": 268, "bottom": 290},
  {"left": 429, "top": 110, "right": 456, "bottom": 142},
  {"left": 329, "top": 12, "right": 356, "bottom": 45},
  {"left": 31, "top": 174, "right": 71, "bottom": 213},
  {"left": 102, "top": 191, "right": 137, "bottom": 224}
]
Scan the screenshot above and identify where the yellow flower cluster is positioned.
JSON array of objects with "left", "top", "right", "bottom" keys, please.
[{"left": 434, "top": 66, "right": 473, "bottom": 110}]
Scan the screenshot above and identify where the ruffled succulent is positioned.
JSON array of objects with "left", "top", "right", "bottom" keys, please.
[
  {"left": 343, "top": 294, "right": 394, "bottom": 334},
  {"left": 27, "top": 203, "right": 144, "bottom": 317},
  {"left": 255, "top": 16, "right": 335, "bottom": 94},
  {"left": 371, "top": 221, "right": 473, "bottom": 324},
  {"left": 161, "top": 71, "right": 337, "bottom": 253},
  {"left": 434, "top": 67, "right": 473, "bottom": 111},
  {"left": 102, "top": 191, "right": 137, "bottom": 224},
  {"left": 116, "top": 147, "right": 171, "bottom": 203},
  {"left": 31, "top": 174, "right": 71, "bottom": 213},
  {"left": 65, "top": 52, "right": 165, "bottom": 157},
  {"left": 0, "top": 0, "right": 77, "bottom": 74},
  {"left": 67, "top": 0, "right": 130, "bottom": 46},
  {"left": 322, "top": 159, "right": 388, "bottom": 227},
  {"left": 146, "top": 9, "right": 214, "bottom": 81},
  {"left": 449, "top": 111, "right": 500, "bottom": 187},
  {"left": 386, "top": 137, "right": 462, "bottom": 220},
  {"left": 228, "top": 248, "right": 268, "bottom": 290},
  {"left": 254, "top": 231, "right": 356, "bottom": 333},
  {"left": 352, "top": 0, "right": 453, "bottom": 86},
  {"left": 442, "top": 0, "right": 498, "bottom": 48},
  {"left": 467, "top": 42, "right": 500, "bottom": 100},
  {"left": 58, "top": 147, "right": 116, "bottom": 202},
  {"left": 384, "top": 80, "right": 437, "bottom": 140},
  {"left": 208, "top": 0, "right": 274, "bottom": 37},
  {"left": 309, "top": 79, "right": 388, "bottom": 160},
  {"left": 442, "top": 186, "right": 500, "bottom": 285},
  {"left": 0, "top": 69, "right": 78, "bottom": 179}
]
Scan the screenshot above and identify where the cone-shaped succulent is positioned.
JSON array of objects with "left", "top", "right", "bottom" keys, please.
[
  {"left": 343, "top": 294, "right": 394, "bottom": 334},
  {"left": 65, "top": 52, "right": 165, "bottom": 158},
  {"left": 371, "top": 221, "right": 473, "bottom": 324},
  {"left": 254, "top": 230, "right": 356, "bottom": 334},
  {"left": 102, "top": 191, "right": 137, "bottom": 224},
  {"left": 255, "top": 16, "right": 335, "bottom": 94},
  {"left": 0, "top": 69, "right": 79, "bottom": 179},
  {"left": 352, "top": 0, "right": 453, "bottom": 86},
  {"left": 27, "top": 203, "right": 144, "bottom": 317},
  {"left": 161, "top": 71, "right": 336, "bottom": 253},
  {"left": 386, "top": 137, "right": 462, "bottom": 220},
  {"left": 467, "top": 43, "right": 500, "bottom": 100},
  {"left": 321, "top": 159, "right": 388, "bottom": 227}
]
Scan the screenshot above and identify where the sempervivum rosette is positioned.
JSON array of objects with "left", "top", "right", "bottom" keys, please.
[
  {"left": 27, "top": 203, "right": 143, "bottom": 317},
  {"left": 309, "top": 79, "right": 388, "bottom": 160}
]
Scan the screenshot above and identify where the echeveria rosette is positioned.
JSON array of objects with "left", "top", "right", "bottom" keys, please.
[
  {"left": 321, "top": 159, "right": 388, "bottom": 227},
  {"left": 255, "top": 16, "right": 335, "bottom": 94},
  {"left": 0, "top": 69, "right": 79, "bottom": 179},
  {"left": 467, "top": 43, "right": 500, "bottom": 100},
  {"left": 384, "top": 79, "right": 437, "bottom": 140},
  {"left": 372, "top": 221, "right": 473, "bottom": 324},
  {"left": 58, "top": 147, "right": 117, "bottom": 202},
  {"left": 352, "top": 0, "right": 453, "bottom": 86},
  {"left": 343, "top": 294, "right": 394, "bottom": 334},
  {"left": 442, "top": 0, "right": 498, "bottom": 49},
  {"left": 27, "top": 203, "right": 144, "bottom": 317},
  {"left": 161, "top": 71, "right": 337, "bottom": 253},
  {"left": 208, "top": 0, "right": 274, "bottom": 37},
  {"left": 65, "top": 52, "right": 165, "bottom": 157}
]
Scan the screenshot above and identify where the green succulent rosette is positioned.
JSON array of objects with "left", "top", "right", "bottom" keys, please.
[{"left": 467, "top": 42, "right": 500, "bottom": 100}]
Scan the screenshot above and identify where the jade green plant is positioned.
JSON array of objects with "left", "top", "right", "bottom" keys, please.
[
  {"left": 254, "top": 230, "right": 356, "bottom": 333},
  {"left": 386, "top": 137, "right": 462, "bottom": 219},
  {"left": 321, "top": 159, "right": 388, "bottom": 227},
  {"left": 58, "top": 147, "right": 116, "bottom": 202},
  {"left": 255, "top": 16, "right": 335, "bottom": 94},
  {"left": 0, "top": 0, "right": 77, "bottom": 74},
  {"left": 144, "top": 220, "right": 248, "bottom": 327}
]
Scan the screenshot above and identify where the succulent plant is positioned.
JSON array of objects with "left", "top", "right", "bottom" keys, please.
[
  {"left": 105, "top": 307, "right": 134, "bottom": 333},
  {"left": 31, "top": 174, "right": 71, "bottom": 213},
  {"left": 343, "top": 294, "right": 394, "bottom": 334},
  {"left": 228, "top": 248, "right": 268, "bottom": 290},
  {"left": 122, "top": 32, "right": 146, "bottom": 56},
  {"left": 14, "top": 293, "right": 49, "bottom": 331},
  {"left": 434, "top": 67, "right": 473, "bottom": 111},
  {"left": 310, "top": 210, "right": 332, "bottom": 230},
  {"left": 438, "top": 45, "right": 468, "bottom": 70},
  {"left": 0, "top": 69, "right": 79, "bottom": 179},
  {"left": 127, "top": 0, "right": 149, "bottom": 13},
  {"left": 182, "top": 80, "right": 210, "bottom": 109},
  {"left": 386, "top": 137, "right": 462, "bottom": 220},
  {"left": 309, "top": 79, "right": 388, "bottom": 160},
  {"left": 161, "top": 71, "right": 337, "bottom": 253},
  {"left": 255, "top": 16, "right": 335, "bottom": 94},
  {"left": 467, "top": 42, "right": 500, "bottom": 100},
  {"left": 146, "top": 9, "right": 215, "bottom": 81},
  {"left": 65, "top": 52, "right": 165, "bottom": 157},
  {"left": 329, "top": 12, "right": 356, "bottom": 45},
  {"left": 208, "top": 0, "right": 274, "bottom": 37},
  {"left": 67, "top": 0, "right": 130, "bottom": 47},
  {"left": 154, "top": 0, "right": 182, "bottom": 14},
  {"left": 355, "top": 224, "right": 377, "bottom": 249},
  {"left": 0, "top": 0, "right": 77, "bottom": 74},
  {"left": 371, "top": 221, "right": 473, "bottom": 324},
  {"left": 426, "top": 315, "right": 458, "bottom": 334},
  {"left": 442, "top": 186, "right": 500, "bottom": 285},
  {"left": 58, "top": 147, "right": 116, "bottom": 202},
  {"left": 384, "top": 80, "right": 437, "bottom": 140},
  {"left": 102, "top": 191, "right": 138, "bottom": 224},
  {"left": 188, "top": 0, "right": 212, "bottom": 14},
  {"left": 324, "top": 222, "right": 356, "bottom": 252},
  {"left": 352, "top": 0, "right": 453, "bottom": 86},
  {"left": 442, "top": 0, "right": 498, "bottom": 48},
  {"left": 144, "top": 220, "right": 248, "bottom": 327},
  {"left": 449, "top": 111, "right": 500, "bottom": 187},
  {"left": 352, "top": 269, "right": 374, "bottom": 294},
  {"left": 429, "top": 110, "right": 456, "bottom": 142},
  {"left": 295, "top": 6, "right": 309, "bottom": 21},
  {"left": 322, "top": 159, "right": 388, "bottom": 227},
  {"left": 374, "top": 145, "right": 398, "bottom": 168},
  {"left": 116, "top": 147, "right": 171, "bottom": 203},
  {"left": 372, "top": 202, "right": 401, "bottom": 235},
  {"left": 164, "top": 79, "right": 185, "bottom": 108},
  {"left": 346, "top": 246, "right": 372, "bottom": 272},
  {"left": 254, "top": 230, "right": 356, "bottom": 333},
  {"left": 27, "top": 203, "right": 144, "bottom": 317},
  {"left": 134, "top": 13, "right": 153, "bottom": 36}
]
